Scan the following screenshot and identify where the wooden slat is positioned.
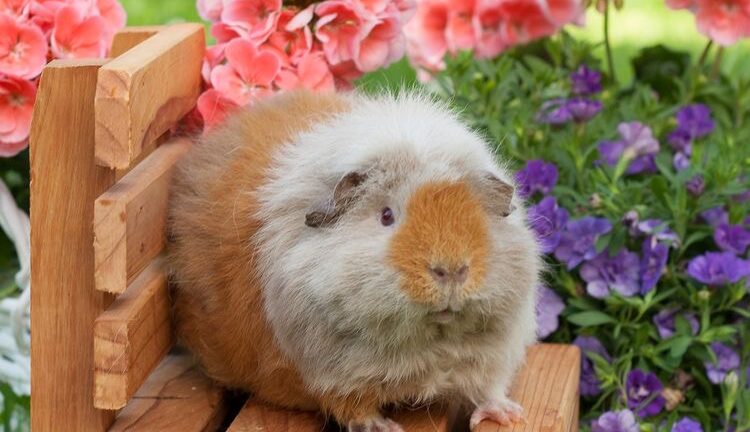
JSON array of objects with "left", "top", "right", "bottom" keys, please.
[
  {"left": 94, "top": 138, "right": 190, "bottom": 294},
  {"left": 392, "top": 402, "right": 455, "bottom": 431},
  {"left": 110, "top": 26, "right": 165, "bottom": 58},
  {"left": 94, "top": 258, "right": 173, "bottom": 410},
  {"left": 226, "top": 401, "right": 326, "bottom": 432},
  {"left": 478, "top": 344, "right": 581, "bottom": 432},
  {"left": 95, "top": 24, "right": 204, "bottom": 169},
  {"left": 30, "top": 59, "right": 117, "bottom": 432},
  {"left": 109, "top": 355, "right": 227, "bottom": 431}
]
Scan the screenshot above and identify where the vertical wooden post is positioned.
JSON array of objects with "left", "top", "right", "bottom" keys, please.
[{"left": 30, "top": 59, "right": 117, "bottom": 432}]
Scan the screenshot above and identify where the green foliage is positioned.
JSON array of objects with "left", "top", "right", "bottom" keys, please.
[{"left": 432, "top": 34, "right": 750, "bottom": 430}]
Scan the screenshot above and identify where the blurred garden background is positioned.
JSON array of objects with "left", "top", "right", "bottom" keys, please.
[{"left": 1, "top": 0, "right": 749, "bottom": 430}]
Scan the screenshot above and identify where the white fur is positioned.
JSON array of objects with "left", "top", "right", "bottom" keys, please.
[{"left": 255, "top": 92, "right": 540, "bottom": 408}]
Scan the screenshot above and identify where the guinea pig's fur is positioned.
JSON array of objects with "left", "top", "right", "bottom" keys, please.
[{"left": 168, "top": 90, "right": 541, "bottom": 430}]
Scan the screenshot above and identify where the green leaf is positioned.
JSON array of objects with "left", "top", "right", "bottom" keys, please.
[{"left": 567, "top": 311, "right": 616, "bottom": 327}]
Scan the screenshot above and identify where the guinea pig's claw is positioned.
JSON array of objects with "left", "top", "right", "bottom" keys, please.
[
  {"left": 469, "top": 398, "right": 524, "bottom": 430},
  {"left": 348, "top": 416, "right": 404, "bottom": 432}
]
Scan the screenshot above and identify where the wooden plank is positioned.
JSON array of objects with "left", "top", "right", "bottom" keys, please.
[
  {"left": 93, "top": 258, "right": 173, "bottom": 410},
  {"left": 226, "top": 400, "right": 327, "bottom": 432},
  {"left": 110, "top": 354, "right": 227, "bottom": 431},
  {"left": 110, "top": 26, "right": 165, "bottom": 58},
  {"left": 30, "top": 59, "right": 117, "bottom": 432},
  {"left": 94, "top": 138, "right": 190, "bottom": 294},
  {"left": 95, "top": 23, "right": 204, "bottom": 169},
  {"left": 477, "top": 344, "right": 581, "bottom": 432},
  {"left": 391, "top": 402, "right": 455, "bottom": 432}
]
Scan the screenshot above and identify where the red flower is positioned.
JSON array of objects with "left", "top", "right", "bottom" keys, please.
[
  {"left": 210, "top": 37, "right": 281, "bottom": 106},
  {"left": 694, "top": 0, "right": 750, "bottom": 45},
  {"left": 196, "top": 88, "right": 240, "bottom": 131},
  {"left": 0, "top": 75, "right": 35, "bottom": 155},
  {"left": 51, "top": 4, "right": 109, "bottom": 58},
  {"left": 221, "top": 0, "right": 283, "bottom": 43}
]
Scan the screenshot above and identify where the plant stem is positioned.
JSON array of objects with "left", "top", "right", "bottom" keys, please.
[
  {"left": 603, "top": 0, "right": 617, "bottom": 85},
  {"left": 711, "top": 47, "right": 725, "bottom": 80},
  {"left": 698, "top": 40, "right": 713, "bottom": 68}
]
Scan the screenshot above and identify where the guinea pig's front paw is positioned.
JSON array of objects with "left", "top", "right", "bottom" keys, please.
[
  {"left": 347, "top": 415, "right": 404, "bottom": 432},
  {"left": 469, "top": 398, "right": 524, "bottom": 430}
]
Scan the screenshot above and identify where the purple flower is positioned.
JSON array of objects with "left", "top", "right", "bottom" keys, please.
[
  {"left": 714, "top": 223, "right": 750, "bottom": 255},
  {"left": 705, "top": 342, "right": 740, "bottom": 385},
  {"left": 631, "top": 219, "right": 680, "bottom": 247},
  {"left": 538, "top": 98, "right": 603, "bottom": 124},
  {"left": 598, "top": 122, "right": 660, "bottom": 175},
  {"left": 668, "top": 128, "right": 692, "bottom": 153},
  {"left": 571, "top": 65, "right": 602, "bottom": 95},
  {"left": 554, "top": 217, "right": 612, "bottom": 269},
  {"left": 626, "top": 369, "right": 665, "bottom": 417},
  {"left": 672, "top": 417, "right": 703, "bottom": 432},
  {"left": 686, "top": 175, "right": 705, "bottom": 196},
  {"left": 573, "top": 336, "right": 610, "bottom": 397},
  {"left": 515, "top": 160, "right": 558, "bottom": 198},
  {"left": 580, "top": 250, "right": 641, "bottom": 298},
  {"left": 673, "top": 152, "right": 690, "bottom": 171},
  {"left": 687, "top": 252, "right": 750, "bottom": 286},
  {"left": 701, "top": 207, "right": 729, "bottom": 227},
  {"left": 535, "top": 285, "right": 565, "bottom": 339},
  {"left": 653, "top": 308, "right": 700, "bottom": 339},
  {"left": 528, "top": 196, "right": 569, "bottom": 254},
  {"left": 641, "top": 239, "right": 669, "bottom": 293},
  {"left": 675, "top": 104, "right": 715, "bottom": 140},
  {"left": 591, "top": 410, "right": 639, "bottom": 432}
]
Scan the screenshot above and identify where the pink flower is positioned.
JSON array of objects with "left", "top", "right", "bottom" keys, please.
[
  {"left": 0, "top": 0, "right": 29, "bottom": 18},
  {"left": 96, "top": 0, "right": 126, "bottom": 39},
  {"left": 202, "top": 43, "right": 226, "bottom": 83},
  {"left": 665, "top": 0, "right": 697, "bottom": 10},
  {"left": 0, "top": 75, "right": 35, "bottom": 156},
  {"left": 544, "top": 0, "right": 584, "bottom": 26},
  {"left": 51, "top": 5, "right": 109, "bottom": 58},
  {"left": 276, "top": 51, "right": 336, "bottom": 91},
  {"left": 497, "top": 0, "right": 557, "bottom": 46},
  {"left": 329, "top": 59, "right": 363, "bottom": 87},
  {"left": 198, "top": 0, "right": 224, "bottom": 22},
  {"left": 694, "top": 0, "right": 750, "bottom": 45},
  {"left": 266, "top": 7, "right": 313, "bottom": 67},
  {"left": 211, "top": 21, "right": 242, "bottom": 43},
  {"left": 221, "top": 0, "right": 282, "bottom": 43},
  {"left": 473, "top": 0, "right": 506, "bottom": 58},
  {"left": 403, "top": 0, "right": 449, "bottom": 70},
  {"left": 196, "top": 88, "right": 240, "bottom": 131},
  {"left": 210, "top": 37, "right": 280, "bottom": 106},
  {"left": 355, "top": 4, "right": 405, "bottom": 71},
  {"left": 0, "top": 12, "right": 48, "bottom": 79},
  {"left": 444, "top": 0, "right": 476, "bottom": 53},
  {"left": 315, "top": 0, "right": 368, "bottom": 65}
]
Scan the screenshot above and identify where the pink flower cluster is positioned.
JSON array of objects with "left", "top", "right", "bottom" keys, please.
[
  {"left": 666, "top": 0, "right": 750, "bottom": 46},
  {"left": 0, "top": 0, "right": 125, "bottom": 156},
  {"left": 404, "top": 0, "right": 584, "bottom": 78},
  {"left": 196, "top": 0, "right": 415, "bottom": 129}
]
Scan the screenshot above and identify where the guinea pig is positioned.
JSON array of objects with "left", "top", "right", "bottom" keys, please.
[{"left": 168, "top": 90, "right": 541, "bottom": 431}]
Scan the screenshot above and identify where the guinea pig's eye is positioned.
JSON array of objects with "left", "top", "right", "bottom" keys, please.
[{"left": 380, "top": 207, "right": 395, "bottom": 226}]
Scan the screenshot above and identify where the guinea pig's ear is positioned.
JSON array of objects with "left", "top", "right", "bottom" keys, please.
[
  {"left": 473, "top": 172, "right": 516, "bottom": 218},
  {"left": 305, "top": 171, "right": 368, "bottom": 228}
]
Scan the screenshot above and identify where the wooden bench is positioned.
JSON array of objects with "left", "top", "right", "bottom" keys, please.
[{"left": 29, "top": 24, "right": 581, "bottom": 432}]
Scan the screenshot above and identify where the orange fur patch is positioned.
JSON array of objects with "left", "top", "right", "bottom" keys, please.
[{"left": 388, "top": 181, "right": 490, "bottom": 305}]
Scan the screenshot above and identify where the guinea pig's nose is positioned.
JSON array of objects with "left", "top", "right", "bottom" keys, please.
[{"left": 429, "top": 264, "right": 469, "bottom": 287}]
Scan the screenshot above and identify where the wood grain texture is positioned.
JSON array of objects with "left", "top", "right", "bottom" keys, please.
[
  {"left": 94, "top": 138, "right": 190, "bottom": 294},
  {"left": 226, "top": 400, "right": 327, "bottom": 432},
  {"left": 110, "top": 26, "right": 164, "bottom": 58},
  {"left": 94, "top": 258, "right": 173, "bottom": 410},
  {"left": 109, "top": 354, "right": 227, "bottom": 432},
  {"left": 30, "top": 59, "right": 117, "bottom": 432},
  {"left": 95, "top": 23, "right": 204, "bottom": 169},
  {"left": 477, "top": 344, "right": 581, "bottom": 432},
  {"left": 391, "top": 402, "right": 456, "bottom": 432}
]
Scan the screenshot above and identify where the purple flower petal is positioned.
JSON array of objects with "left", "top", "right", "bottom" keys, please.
[
  {"left": 592, "top": 410, "right": 639, "bottom": 432},
  {"left": 714, "top": 223, "right": 750, "bottom": 255},
  {"left": 673, "top": 151, "right": 690, "bottom": 171},
  {"left": 705, "top": 342, "right": 740, "bottom": 385},
  {"left": 574, "top": 336, "right": 610, "bottom": 397},
  {"left": 554, "top": 217, "right": 612, "bottom": 270},
  {"left": 528, "top": 196, "right": 569, "bottom": 254},
  {"left": 581, "top": 250, "right": 641, "bottom": 298},
  {"left": 535, "top": 285, "right": 565, "bottom": 338},
  {"left": 687, "top": 252, "right": 750, "bottom": 286},
  {"left": 701, "top": 207, "right": 729, "bottom": 227},
  {"left": 676, "top": 104, "right": 715, "bottom": 139},
  {"left": 515, "top": 160, "right": 558, "bottom": 198},
  {"left": 626, "top": 369, "right": 665, "bottom": 417},
  {"left": 571, "top": 65, "right": 602, "bottom": 95},
  {"left": 672, "top": 417, "right": 703, "bottom": 432},
  {"left": 641, "top": 239, "right": 669, "bottom": 293},
  {"left": 653, "top": 308, "right": 700, "bottom": 339},
  {"left": 686, "top": 175, "right": 705, "bottom": 196}
]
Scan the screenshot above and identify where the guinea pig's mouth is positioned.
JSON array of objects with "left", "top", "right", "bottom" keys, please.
[{"left": 428, "top": 308, "right": 459, "bottom": 324}]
